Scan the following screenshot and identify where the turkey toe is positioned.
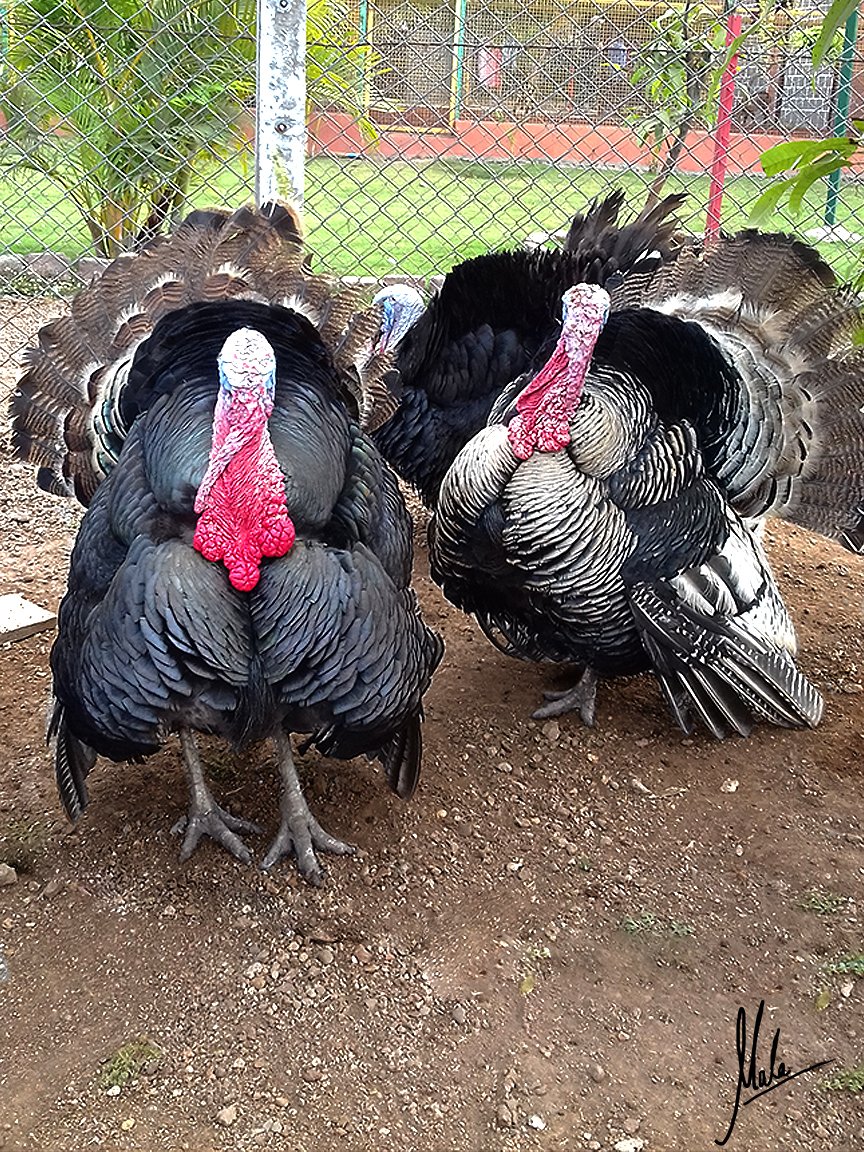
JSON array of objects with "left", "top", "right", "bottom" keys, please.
[
  {"left": 265, "top": 731, "right": 355, "bottom": 883},
  {"left": 175, "top": 804, "right": 258, "bottom": 865},
  {"left": 532, "top": 668, "right": 598, "bottom": 725}
]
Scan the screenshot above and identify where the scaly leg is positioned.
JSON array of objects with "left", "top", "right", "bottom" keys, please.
[
  {"left": 172, "top": 730, "right": 260, "bottom": 864},
  {"left": 532, "top": 666, "right": 599, "bottom": 725},
  {"left": 261, "top": 731, "right": 355, "bottom": 884}
]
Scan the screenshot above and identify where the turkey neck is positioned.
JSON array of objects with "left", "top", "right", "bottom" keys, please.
[
  {"left": 193, "top": 369, "right": 296, "bottom": 593},
  {"left": 507, "top": 313, "right": 598, "bottom": 461}
]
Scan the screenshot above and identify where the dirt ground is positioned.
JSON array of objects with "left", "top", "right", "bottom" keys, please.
[{"left": 1, "top": 299, "right": 863, "bottom": 1152}]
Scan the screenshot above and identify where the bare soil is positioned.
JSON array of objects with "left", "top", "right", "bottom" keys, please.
[{"left": 1, "top": 298, "right": 863, "bottom": 1152}]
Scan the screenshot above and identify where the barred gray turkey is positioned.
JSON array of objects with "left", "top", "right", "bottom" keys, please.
[
  {"left": 430, "top": 231, "right": 864, "bottom": 736},
  {"left": 10, "top": 203, "right": 442, "bottom": 883},
  {"left": 371, "top": 190, "right": 686, "bottom": 506}
]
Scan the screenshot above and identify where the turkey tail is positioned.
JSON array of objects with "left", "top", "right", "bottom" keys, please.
[
  {"left": 564, "top": 190, "right": 686, "bottom": 288},
  {"left": 642, "top": 230, "right": 864, "bottom": 550},
  {"left": 378, "top": 714, "right": 423, "bottom": 800},
  {"left": 630, "top": 583, "right": 824, "bottom": 739},
  {"left": 48, "top": 701, "right": 96, "bottom": 821},
  {"left": 11, "top": 200, "right": 394, "bottom": 504},
  {"left": 176, "top": 200, "right": 305, "bottom": 248}
]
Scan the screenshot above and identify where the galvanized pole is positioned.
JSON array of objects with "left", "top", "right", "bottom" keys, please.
[{"left": 256, "top": 0, "right": 307, "bottom": 206}]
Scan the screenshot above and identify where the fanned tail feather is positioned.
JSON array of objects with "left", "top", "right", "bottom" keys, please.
[
  {"left": 636, "top": 230, "right": 864, "bottom": 549},
  {"left": 10, "top": 201, "right": 394, "bottom": 504},
  {"left": 564, "top": 190, "right": 686, "bottom": 286},
  {"left": 630, "top": 583, "right": 823, "bottom": 739}
]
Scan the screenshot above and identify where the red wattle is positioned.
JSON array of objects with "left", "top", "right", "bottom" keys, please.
[
  {"left": 507, "top": 344, "right": 574, "bottom": 460},
  {"left": 193, "top": 408, "right": 295, "bottom": 591}
]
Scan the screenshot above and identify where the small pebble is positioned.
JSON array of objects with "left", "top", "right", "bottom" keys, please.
[
  {"left": 216, "top": 1104, "right": 237, "bottom": 1127},
  {"left": 622, "top": 1117, "right": 641, "bottom": 1135},
  {"left": 496, "top": 1103, "right": 516, "bottom": 1128},
  {"left": 0, "top": 865, "right": 17, "bottom": 888},
  {"left": 527, "top": 1114, "right": 546, "bottom": 1130},
  {"left": 614, "top": 1139, "right": 644, "bottom": 1152},
  {"left": 317, "top": 946, "right": 334, "bottom": 966},
  {"left": 451, "top": 1003, "right": 467, "bottom": 1025},
  {"left": 105, "top": 1085, "right": 121, "bottom": 1097},
  {"left": 588, "top": 1063, "right": 605, "bottom": 1084},
  {"left": 41, "top": 877, "right": 64, "bottom": 899}
]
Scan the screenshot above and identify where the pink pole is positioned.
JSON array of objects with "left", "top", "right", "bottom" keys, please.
[{"left": 705, "top": 9, "right": 743, "bottom": 242}]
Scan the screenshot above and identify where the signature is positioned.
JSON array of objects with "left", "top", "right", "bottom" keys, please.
[{"left": 715, "top": 999, "right": 832, "bottom": 1146}]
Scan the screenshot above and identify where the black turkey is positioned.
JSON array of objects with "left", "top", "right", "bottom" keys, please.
[
  {"left": 371, "top": 190, "right": 686, "bottom": 506},
  {"left": 429, "top": 230, "right": 864, "bottom": 736},
  {"left": 10, "top": 203, "right": 443, "bottom": 882}
]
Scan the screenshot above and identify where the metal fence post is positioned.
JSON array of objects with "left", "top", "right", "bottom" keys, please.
[
  {"left": 825, "top": 4, "right": 860, "bottom": 229},
  {"left": 256, "top": 0, "right": 307, "bottom": 207}
]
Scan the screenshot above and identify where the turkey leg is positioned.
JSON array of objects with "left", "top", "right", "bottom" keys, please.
[
  {"left": 261, "top": 730, "right": 355, "bottom": 884},
  {"left": 172, "top": 729, "right": 261, "bottom": 864},
  {"left": 532, "top": 666, "right": 598, "bottom": 725}
]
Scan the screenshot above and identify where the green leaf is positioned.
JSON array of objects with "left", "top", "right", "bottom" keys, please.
[
  {"left": 749, "top": 181, "right": 792, "bottom": 226},
  {"left": 788, "top": 156, "right": 852, "bottom": 216},
  {"left": 813, "top": 0, "right": 860, "bottom": 70},
  {"left": 815, "top": 987, "right": 832, "bottom": 1011},
  {"left": 759, "top": 137, "right": 858, "bottom": 177}
]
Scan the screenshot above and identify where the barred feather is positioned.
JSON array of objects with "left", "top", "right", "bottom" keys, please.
[{"left": 11, "top": 201, "right": 396, "bottom": 504}]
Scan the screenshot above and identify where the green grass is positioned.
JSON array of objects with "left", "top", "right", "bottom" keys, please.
[
  {"left": 800, "top": 890, "right": 852, "bottom": 917},
  {"left": 99, "top": 1038, "right": 162, "bottom": 1090},
  {"left": 3, "top": 150, "right": 864, "bottom": 281},
  {"left": 621, "top": 909, "right": 695, "bottom": 937},
  {"left": 822, "top": 1065, "right": 864, "bottom": 1093}
]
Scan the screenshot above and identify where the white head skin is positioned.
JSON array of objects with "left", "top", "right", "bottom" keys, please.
[{"left": 372, "top": 284, "right": 426, "bottom": 354}]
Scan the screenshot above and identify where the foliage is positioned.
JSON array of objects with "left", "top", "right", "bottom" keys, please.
[
  {"left": 628, "top": 2, "right": 736, "bottom": 202},
  {"left": 99, "top": 1038, "right": 162, "bottom": 1089},
  {"left": 813, "top": 0, "right": 861, "bottom": 69},
  {"left": 2, "top": 0, "right": 373, "bottom": 256},
  {"left": 826, "top": 952, "right": 864, "bottom": 976},
  {"left": 2, "top": 0, "right": 256, "bottom": 256},
  {"left": 822, "top": 1064, "right": 864, "bottom": 1093},
  {"left": 799, "top": 889, "right": 852, "bottom": 916},
  {"left": 753, "top": 0, "right": 859, "bottom": 230},
  {"left": 751, "top": 136, "right": 861, "bottom": 225}
]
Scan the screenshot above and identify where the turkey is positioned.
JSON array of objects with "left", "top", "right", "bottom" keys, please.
[
  {"left": 10, "top": 203, "right": 443, "bottom": 883},
  {"left": 429, "top": 230, "right": 864, "bottom": 736},
  {"left": 371, "top": 190, "right": 686, "bottom": 507}
]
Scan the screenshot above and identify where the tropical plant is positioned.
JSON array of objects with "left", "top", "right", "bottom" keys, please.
[
  {"left": 751, "top": 0, "right": 855, "bottom": 226},
  {"left": 1, "top": 0, "right": 373, "bottom": 256},
  {"left": 2, "top": 0, "right": 257, "bottom": 255}
]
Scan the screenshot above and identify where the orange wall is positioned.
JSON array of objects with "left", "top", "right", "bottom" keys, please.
[{"left": 308, "top": 111, "right": 864, "bottom": 176}]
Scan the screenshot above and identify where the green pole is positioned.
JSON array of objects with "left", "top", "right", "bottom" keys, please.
[
  {"left": 358, "top": 0, "right": 370, "bottom": 113},
  {"left": 825, "top": 5, "right": 859, "bottom": 227},
  {"left": 449, "top": 0, "right": 468, "bottom": 125}
]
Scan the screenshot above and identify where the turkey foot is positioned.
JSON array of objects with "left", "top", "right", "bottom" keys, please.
[
  {"left": 173, "top": 730, "right": 260, "bottom": 864},
  {"left": 532, "top": 666, "right": 598, "bottom": 725},
  {"left": 262, "top": 732, "right": 355, "bottom": 884}
]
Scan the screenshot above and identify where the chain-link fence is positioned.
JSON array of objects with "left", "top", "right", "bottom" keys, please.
[{"left": 1, "top": 0, "right": 862, "bottom": 387}]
